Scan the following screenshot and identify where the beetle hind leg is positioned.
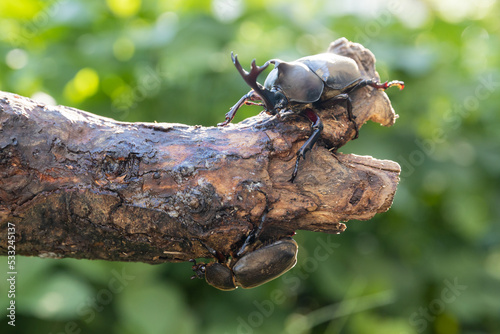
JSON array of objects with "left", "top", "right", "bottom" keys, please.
[
  {"left": 332, "top": 78, "right": 404, "bottom": 138},
  {"left": 364, "top": 79, "right": 405, "bottom": 91},
  {"left": 348, "top": 78, "right": 405, "bottom": 92},
  {"left": 290, "top": 109, "right": 324, "bottom": 182}
]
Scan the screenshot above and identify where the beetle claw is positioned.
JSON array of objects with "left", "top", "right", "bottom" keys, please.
[{"left": 217, "top": 119, "right": 230, "bottom": 127}]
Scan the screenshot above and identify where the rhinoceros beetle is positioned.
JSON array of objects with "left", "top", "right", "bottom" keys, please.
[
  {"left": 190, "top": 237, "right": 298, "bottom": 290},
  {"left": 219, "top": 51, "right": 404, "bottom": 182}
]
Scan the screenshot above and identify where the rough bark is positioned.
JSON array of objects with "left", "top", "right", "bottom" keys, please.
[{"left": 0, "top": 38, "right": 401, "bottom": 264}]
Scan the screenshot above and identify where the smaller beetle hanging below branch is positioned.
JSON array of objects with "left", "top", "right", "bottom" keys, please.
[
  {"left": 190, "top": 204, "right": 298, "bottom": 290},
  {"left": 190, "top": 238, "right": 298, "bottom": 290},
  {"left": 218, "top": 51, "right": 404, "bottom": 182}
]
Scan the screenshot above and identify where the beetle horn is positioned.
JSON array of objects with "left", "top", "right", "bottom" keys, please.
[{"left": 231, "top": 52, "right": 276, "bottom": 111}]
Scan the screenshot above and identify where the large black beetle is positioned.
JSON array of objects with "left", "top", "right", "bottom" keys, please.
[{"left": 219, "top": 51, "right": 404, "bottom": 182}]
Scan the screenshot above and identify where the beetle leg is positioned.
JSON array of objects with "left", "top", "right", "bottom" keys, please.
[
  {"left": 330, "top": 78, "right": 404, "bottom": 138},
  {"left": 364, "top": 79, "right": 405, "bottom": 91},
  {"left": 236, "top": 190, "right": 270, "bottom": 257},
  {"left": 244, "top": 101, "right": 264, "bottom": 106},
  {"left": 346, "top": 78, "right": 405, "bottom": 93},
  {"left": 290, "top": 109, "right": 324, "bottom": 183},
  {"left": 218, "top": 91, "right": 253, "bottom": 126},
  {"left": 327, "top": 93, "right": 359, "bottom": 140},
  {"left": 236, "top": 207, "right": 268, "bottom": 257}
]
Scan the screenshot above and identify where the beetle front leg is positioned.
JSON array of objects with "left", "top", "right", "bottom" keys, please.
[
  {"left": 290, "top": 109, "right": 324, "bottom": 183},
  {"left": 219, "top": 90, "right": 268, "bottom": 126},
  {"left": 244, "top": 101, "right": 264, "bottom": 107},
  {"left": 218, "top": 91, "right": 253, "bottom": 126}
]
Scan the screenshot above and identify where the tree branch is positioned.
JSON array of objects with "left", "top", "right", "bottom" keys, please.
[{"left": 0, "top": 38, "right": 401, "bottom": 264}]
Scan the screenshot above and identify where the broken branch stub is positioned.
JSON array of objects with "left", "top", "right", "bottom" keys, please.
[{"left": 0, "top": 38, "right": 401, "bottom": 264}]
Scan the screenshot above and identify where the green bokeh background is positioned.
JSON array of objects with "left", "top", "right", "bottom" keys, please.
[{"left": 1, "top": 1, "right": 499, "bottom": 333}]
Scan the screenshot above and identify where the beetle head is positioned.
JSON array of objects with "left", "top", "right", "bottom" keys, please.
[{"left": 231, "top": 53, "right": 288, "bottom": 113}]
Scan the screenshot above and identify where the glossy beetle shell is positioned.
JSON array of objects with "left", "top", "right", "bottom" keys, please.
[
  {"left": 264, "top": 61, "right": 324, "bottom": 103},
  {"left": 233, "top": 238, "right": 298, "bottom": 289},
  {"left": 263, "top": 53, "right": 363, "bottom": 103},
  {"left": 205, "top": 262, "right": 237, "bottom": 291},
  {"left": 203, "top": 238, "right": 298, "bottom": 290}
]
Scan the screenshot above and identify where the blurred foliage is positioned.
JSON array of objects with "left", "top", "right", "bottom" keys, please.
[{"left": 1, "top": 0, "right": 500, "bottom": 333}]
